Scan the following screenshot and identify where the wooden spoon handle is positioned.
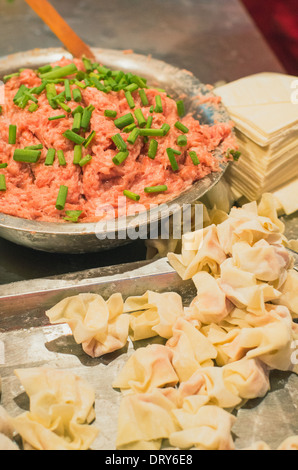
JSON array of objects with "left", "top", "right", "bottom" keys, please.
[{"left": 25, "top": 0, "right": 95, "bottom": 60}]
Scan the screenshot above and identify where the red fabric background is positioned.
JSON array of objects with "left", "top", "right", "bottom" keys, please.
[{"left": 241, "top": 0, "right": 298, "bottom": 75}]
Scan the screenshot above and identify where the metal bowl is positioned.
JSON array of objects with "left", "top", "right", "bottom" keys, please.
[{"left": 0, "top": 47, "right": 231, "bottom": 253}]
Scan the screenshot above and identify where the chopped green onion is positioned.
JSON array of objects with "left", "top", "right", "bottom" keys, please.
[
  {"left": 127, "top": 128, "right": 139, "bottom": 145},
  {"left": 123, "top": 190, "right": 140, "bottom": 201},
  {"left": 0, "top": 106, "right": 2, "bottom": 115},
  {"left": 177, "top": 135, "right": 188, "bottom": 146},
  {"left": 73, "top": 145, "right": 82, "bottom": 164},
  {"left": 125, "top": 83, "right": 139, "bottom": 93},
  {"left": 84, "top": 130, "right": 96, "bottom": 148},
  {"left": 28, "top": 103, "right": 39, "bottom": 113},
  {"left": 123, "top": 123, "right": 136, "bottom": 133},
  {"left": 72, "top": 88, "right": 82, "bottom": 102},
  {"left": 138, "top": 89, "right": 149, "bottom": 106},
  {"left": 64, "top": 210, "right": 83, "bottom": 222},
  {"left": 13, "top": 148, "right": 41, "bottom": 163},
  {"left": 79, "top": 154, "right": 92, "bottom": 166},
  {"left": 63, "top": 130, "right": 85, "bottom": 145},
  {"left": 111, "top": 133, "right": 127, "bottom": 151},
  {"left": 81, "top": 107, "right": 93, "bottom": 131},
  {"left": 130, "top": 75, "right": 147, "bottom": 88},
  {"left": 227, "top": 149, "right": 241, "bottom": 161},
  {"left": 149, "top": 105, "right": 154, "bottom": 113},
  {"left": 30, "top": 81, "right": 48, "bottom": 95},
  {"left": 48, "top": 114, "right": 66, "bottom": 121},
  {"left": 56, "top": 185, "right": 68, "bottom": 210},
  {"left": 175, "top": 121, "right": 189, "bottom": 133},
  {"left": 104, "top": 109, "right": 117, "bottom": 118},
  {"left": 125, "top": 91, "right": 135, "bottom": 109},
  {"left": 161, "top": 123, "right": 171, "bottom": 135},
  {"left": 176, "top": 100, "right": 185, "bottom": 117},
  {"left": 146, "top": 115, "right": 153, "bottom": 129},
  {"left": 144, "top": 185, "right": 168, "bottom": 193},
  {"left": 57, "top": 150, "right": 66, "bottom": 166},
  {"left": 3, "top": 72, "right": 20, "bottom": 83},
  {"left": 58, "top": 101, "right": 72, "bottom": 113},
  {"left": 72, "top": 112, "right": 82, "bottom": 132},
  {"left": 138, "top": 128, "right": 164, "bottom": 137},
  {"left": 64, "top": 79, "right": 72, "bottom": 101},
  {"left": 41, "top": 63, "right": 78, "bottom": 80},
  {"left": 134, "top": 108, "right": 147, "bottom": 128},
  {"left": 8, "top": 125, "right": 17, "bottom": 145},
  {"left": 82, "top": 57, "right": 93, "bottom": 72},
  {"left": 72, "top": 105, "right": 84, "bottom": 116},
  {"left": 13, "top": 85, "right": 27, "bottom": 104},
  {"left": 46, "top": 83, "right": 58, "bottom": 109},
  {"left": 114, "top": 113, "right": 135, "bottom": 129},
  {"left": 38, "top": 64, "right": 52, "bottom": 74},
  {"left": 112, "top": 150, "right": 129, "bottom": 165},
  {"left": 189, "top": 151, "right": 200, "bottom": 165},
  {"left": 148, "top": 139, "right": 158, "bottom": 159},
  {"left": 154, "top": 95, "right": 163, "bottom": 113},
  {"left": 0, "top": 174, "right": 6, "bottom": 191},
  {"left": 25, "top": 144, "right": 43, "bottom": 150},
  {"left": 90, "top": 76, "right": 106, "bottom": 92},
  {"left": 166, "top": 148, "right": 179, "bottom": 171},
  {"left": 45, "top": 148, "right": 56, "bottom": 166},
  {"left": 0, "top": 163, "right": 8, "bottom": 169}
]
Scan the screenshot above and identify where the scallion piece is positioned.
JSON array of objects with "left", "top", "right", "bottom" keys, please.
[
  {"left": 25, "top": 144, "right": 43, "bottom": 150},
  {"left": 174, "top": 121, "right": 189, "bottom": 133},
  {"left": 114, "top": 113, "right": 135, "bottom": 129},
  {"left": 13, "top": 85, "right": 27, "bottom": 104},
  {"left": 90, "top": 76, "right": 106, "bottom": 92},
  {"left": 72, "top": 105, "right": 84, "bottom": 116},
  {"left": 148, "top": 139, "right": 158, "bottom": 159},
  {"left": 30, "top": 81, "right": 48, "bottom": 95},
  {"left": 177, "top": 135, "right": 188, "bottom": 146},
  {"left": 176, "top": 100, "right": 185, "bottom": 117},
  {"left": 72, "top": 113, "right": 82, "bottom": 132},
  {"left": 189, "top": 151, "right": 200, "bottom": 165},
  {"left": 124, "top": 83, "right": 138, "bottom": 93},
  {"left": 82, "top": 57, "right": 93, "bottom": 72},
  {"left": 123, "top": 123, "right": 136, "bottom": 133},
  {"left": 104, "top": 109, "right": 117, "bottom": 118},
  {"left": 0, "top": 163, "right": 8, "bottom": 169},
  {"left": 79, "top": 154, "right": 92, "bottom": 166},
  {"left": 134, "top": 108, "right": 147, "bottom": 128},
  {"left": 57, "top": 150, "right": 66, "bottom": 166},
  {"left": 123, "top": 190, "right": 140, "bottom": 201},
  {"left": 138, "top": 89, "right": 149, "bottom": 106},
  {"left": 45, "top": 148, "right": 56, "bottom": 166},
  {"left": 111, "top": 133, "right": 127, "bottom": 151},
  {"left": 138, "top": 128, "right": 164, "bottom": 137},
  {"left": 0, "top": 174, "right": 6, "bottom": 191},
  {"left": 154, "top": 95, "right": 163, "bottom": 113},
  {"left": 84, "top": 130, "right": 96, "bottom": 148},
  {"left": 37, "top": 64, "right": 52, "bottom": 74},
  {"left": 144, "top": 185, "right": 167, "bottom": 193},
  {"left": 64, "top": 210, "right": 83, "bottom": 222},
  {"left": 46, "top": 83, "right": 58, "bottom": 109},
  {"left": 28, "top": 103, "right": 39, "bottom": 113},
  {"left": 73, "top": 145, "right": 82, "bottom": 164},
  {"left": 8, "top": 125, "right": 17, "bottom": 145},
  {"left": 161, "top": 123, "right": 171, "bottom": 135},
  {"left": 64, "top": 79, "right": 72, "bottom": 101},
  {"left": 112, "top": 150, "right": 129, "bottom": 166},
  {"left": 125, "top": 91, "right": 135, "bottom": 109},
  {"left": 58, "top": 101, "right": 71, "bottom": 113},
  {"left": 41, "top": 63, "right": 78, "bottom": 80},
  {"left": 3, "top": 72, "right": 20, "bottom": 83},
  {"left": 127, "top": 128, "right": 139, "bottom": 145},
  {"left": 63, "top": 130, "right": 85, "bottom": 145},
  {"left": 56, "top": 185, "right": 68, "bottom": 210},
  {"left": 48, "top": 114, "right": 66, "bottom": 121},
  {"left": 13, "top": 148, "right": 41, "bottom": 163},
  {"left": 166, "top": 148, "right": 179, "bottom": 171},
  {"left": 72, "top": 88, "right": 82, "bottom": 102},
  {"left": 81, "top": 107, "right": 92, "bottom": 131}
]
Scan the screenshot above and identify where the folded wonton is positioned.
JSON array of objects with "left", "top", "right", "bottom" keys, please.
[
  {"left": 166, "top": 317, "right": 217, "bottom": 381},
  {"left": 169, "top": 405, "right": 236, "bottom": 450},
  {"left": 274, "top": 269, "right": 298, "bottom": 318},
  {"left": 116, "top": 388, "right": 179, "bottom": 450},
  {"left": 124, "top": 290, "right": 184, "bottom": 340},
  {"left": 112, "top": 344, "right": 179, "bottom": 393},
  {"left": 46, "top": 293, "right": 130, "bottom": 358},
  {"left": 168, "top": 224, "right": 226, "bottom": 280},
  {"left": 10, "top": 368, "right": 99, "bottom": 451}
]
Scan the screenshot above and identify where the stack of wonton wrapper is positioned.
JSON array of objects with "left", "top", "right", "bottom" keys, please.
[{"left": 214, "top": 73, "right": 298, "bottom": 215}]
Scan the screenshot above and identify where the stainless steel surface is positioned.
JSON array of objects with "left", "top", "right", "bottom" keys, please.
[
  {"left": 0, "top": 259, "right": 297, "bottom": 450},
  {"left": 0, "top": 47, "right": 230, "bottom": 254}
]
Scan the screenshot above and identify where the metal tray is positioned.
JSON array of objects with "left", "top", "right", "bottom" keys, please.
[
  {"left": 0, "top": 258, "right": 297, "bottom": 450},
  {"left": 0, "top": 47, "right": 231, "bottom": 254}
]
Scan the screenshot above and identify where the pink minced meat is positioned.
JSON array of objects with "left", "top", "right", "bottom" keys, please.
[{"left": 0, "top": 58, "right": 237, "bottom": 223}]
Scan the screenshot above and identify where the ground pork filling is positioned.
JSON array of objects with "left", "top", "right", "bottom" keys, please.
[{"left": 0, "top": 58, "right": 237, "bottom": 223}]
